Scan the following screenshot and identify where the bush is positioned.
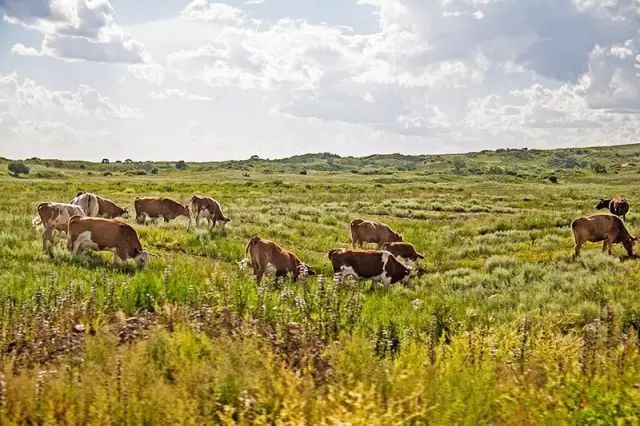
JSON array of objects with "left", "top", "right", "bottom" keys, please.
[
  {"left": 125, "top": 169, "right": 147, "bottom": 176},
  {"left": 8, "top": 161, "right": 30, "bottom": 176},
  {"left": 548, "top": 175, "right": 558, "bottom": 184},
  {"left": 151, "top": 168, "right": 159, "bottom": 175},
  {"left": 299, "top": 170, "right": 308, "bottom": 175},
  {"left": 103, "top": 171, "right": 113, "bottom": 176},
  {"left": 176, "top": 161, "right": 187, "bottom": 170},
  {"left": 591, "top": 162, "right": 607, "bottom": 174}
]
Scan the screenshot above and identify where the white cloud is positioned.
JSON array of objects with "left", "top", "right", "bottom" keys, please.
[
  {"left": 0, "top": 72, "right": 142, "bottom": 119},
  {"left": 149, "top": 89, "right": 212, "bottom": 101},
  {"left": 2, "top": 0, "right": 150, "bottom": 64},
  {"left": 3, "top": 0, "right": 640, "bottom": 159},
  {"left": 181, "top": 0, "right": 248, "bottom": 24}
]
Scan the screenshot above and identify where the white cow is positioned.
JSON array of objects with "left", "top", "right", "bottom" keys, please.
[{"left": 70, "top": 192, "right": 99, "bottom": 217}]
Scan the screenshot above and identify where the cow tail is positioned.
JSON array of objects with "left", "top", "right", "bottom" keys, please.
[{"left": 246, "top": 237, "right": 259, "bottom": 257}]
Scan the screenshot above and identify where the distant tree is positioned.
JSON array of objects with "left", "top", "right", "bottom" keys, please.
[
  {"left": 299, "top": 169, "right": 308, "bottom": 175},
  {"left": 591, "top": 162, "right": 607, "bottom": 174},
  {"left": 125, "top": 159, "right": 133, "bottom": 164},
  {"left": 453, "top": 158, "right": 465, "bottom": 175},
  {"left": 176, "top": 160, "right": 187, "bottom": 170},
  {"left": 79, "top": 164, "right": 86, "bottom": 170},
  {"left": 250, "top": 155, "right": 260, "bottom": 161},
  {"left": 115, "top": 160, "right": 123, "bottom": 164},
  {"left": 101, "top": 158, "right": 110, "bottom": 164},
  {"left": 151, "top": 168, "right": 159, "bottom": 175},
  {"left": 8, "top": 162, "right": 30, "bottom": 176}
]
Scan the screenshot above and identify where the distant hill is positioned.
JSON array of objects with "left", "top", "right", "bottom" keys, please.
[{"left": 2, "top": 143, "right": 640, "bottom": 179}]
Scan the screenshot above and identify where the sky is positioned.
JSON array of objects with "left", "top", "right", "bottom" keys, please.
[{"left": 0, "top": 0, "right": 639, "bottom": 161}]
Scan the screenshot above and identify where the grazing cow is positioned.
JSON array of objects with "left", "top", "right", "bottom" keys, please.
[
  {"left": 571, "top": 214, "right": 638, "bottom": 258},
  {"left": 245, "top": 236, "right": 315, "bottom": 283},
  {"left": 67, "top": 216, "right": 151, "bottom": 268},
  {"left": 134, "top": 197, "right": 191, "bottom": 229},
  {"left": 350, "top": 219, "right": 403, "bottom": 248},
  {"left": 96, "top": 196, "right": 130, "bottom": 219},
  {"left": 70, "top": 192, "right": 99, "bottom": 217},
  {"left": 190, "top": 195, "right": 230, "bottom": 230},
  {"left": 596, "top": 196, "right": 630, "bottom": 221},
  {"left": 382, "top": 242, "right": 424, "bottom": 267},
  {"left": 328, "top": 249, "right": 411, "bottom": 285},
  {"left": 35, "top": 202, "right": 86, "bottom": 252}
]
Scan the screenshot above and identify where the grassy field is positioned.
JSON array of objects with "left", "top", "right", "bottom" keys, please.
[{"left": 2, "top": 145, "right": 640, "bottom": 424}]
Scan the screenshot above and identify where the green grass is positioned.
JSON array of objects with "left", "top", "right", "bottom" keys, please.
[{"left": 2, "top": 147, "right": 640, "bottom": 423}]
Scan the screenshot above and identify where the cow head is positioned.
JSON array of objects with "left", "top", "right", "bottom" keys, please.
[
  {"left": 623, "top": 236, "right": 640, "bottom": 257},
  {"left": 120, "top": 207, "right": 131, "bottom": 219},
  {"left": 399, "top": 266, "right": 411, "bottom": 284},
  {"left": 595, "top": 198, "right": 610, "bottom": 210},
  {"left": 134, "top": 250, "right": 152, "bottom": 268},
  {"left": 391, "top": 231, "right": 403, "bottom": 243},
  {"left": 299, "top": 262, "right": 316, "bottom": 277}
]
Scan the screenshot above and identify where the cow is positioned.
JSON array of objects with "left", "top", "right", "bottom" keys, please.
[
  {"left": 571, "top": 214, "right": 638, "bottom": 258},
  {"left": 134, "top": 197, "right": 191, "bottom": 230},
  {"left": 382, "top": 242, "right": 424, "bottom": 268},
  {"left": 189, "top": 195, "right": 230, "bottom": 230},
  {"left": 328, "top": 249, "right": 411, "bottom": 285},
  {"left": 96, "top": 196, "right": 130, "bottom": 219},
  {"left": 596, "top": 196, "right": 630, "bottom": 221},
  {"left": 67, "top": 216, "right": 152, "bottom": 268},
  {"left": 350, "top": 219, "right": 402, "bottom": 248},
  {"left": 70, "top": 192, "right": 99, "bottom": 217},
  {"left": 245, "top": 236, "right": 315, "bottom": 283},
  {"left": 35, "top": 202, "right": 86, "bottom": 252}
]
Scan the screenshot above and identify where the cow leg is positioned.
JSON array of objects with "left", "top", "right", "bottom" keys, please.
[
  {"left": 195, "top": 210, "right": 202, "bottom": 227},
  {"left": 210, "top": 218, "right": 216, "bottom": 230},
  {"left": 573, "top": 240, "right": 582, "bottom": 258},
  {"left": 42, "top": 226, "right": 53, "bottom": 252}
]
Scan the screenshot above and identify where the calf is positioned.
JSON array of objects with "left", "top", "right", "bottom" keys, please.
[
  {"left": 245, "top": 236, "right": 315, "bottom": 283},
  {"left": 596, "top": 196, "right": 630, "bottom": 221},
  {"left": 351, "top": 219, "right": 402, "bottom": 248},
  {"left": 571, "top": 214, "right": 638, "bottom": 258},
  {"left": 190, "top": 195, "right": 230, "bottom": 230},
  {"left": 328, "top": 249, "right": 411, "bottom": 285},
  {"left": 382, "top": 242, "right": 424, "bottom": 267},
  {"left": 35, "top": 202, "right": 86, "bottom": 252},
  {"left": 96, "top": 196, "right": 130, "bottom": 219},
  {"left": 67, "top": 216, "right": 151, "bottom": 268},
  {"left": 70, "top": 192, "right": 99, "bottom": 217},
  {"left": 134, "top": 197, "right": 191, "bottom": 230}
]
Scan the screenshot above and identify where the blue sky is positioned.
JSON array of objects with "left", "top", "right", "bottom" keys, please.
[{"left": 0, "top": 0, "right": 639, "bottom": 161}]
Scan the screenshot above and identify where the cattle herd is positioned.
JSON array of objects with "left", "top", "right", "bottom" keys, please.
[{"left": 32, "top": 191, "right": 635, "bottom": 285}]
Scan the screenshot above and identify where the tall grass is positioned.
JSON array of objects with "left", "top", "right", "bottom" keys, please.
[{"left": 1, "top": 169, "right": 640, "bottom": 423}]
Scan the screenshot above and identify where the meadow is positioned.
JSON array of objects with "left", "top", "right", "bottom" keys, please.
[{"left": 1, "top": 146, "right": 640, "bottom": 424}]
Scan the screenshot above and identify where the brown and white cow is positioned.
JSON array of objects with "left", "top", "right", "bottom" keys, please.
[
  {"left": 350, "top": 219, "right": 403, "bottom": 248},
  {"left": 67, "top": 216, "right": 151, "bottom": 268},
  {"left": 571, "top": 214, "right": 638, "bottom": 258},
  {"left": 245, "top": 236, "right": 315, "bottom": 283},
  {"left": 596, "top": 196, "right": 630, "bottom": 221},
  {"left": 382, "top": 242, "right": 424, "bottom": 267},
  {"left": 35, "top": 202, "right": 86, "bottom": 252},
  {"left": 134, "top": 197, "right": 191, "bottom": 229},
  {"left": 96, "top": 196, "right": 130, "bottom": 219},
  {"left": 190, "top": 195, "right": 230, "bottom": 230},
  {"left": 70, "top": 192, "right": 99, "bottom": 217},
  {"left": 328, "top": 249, "right": 411, "bottom": 285}
]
